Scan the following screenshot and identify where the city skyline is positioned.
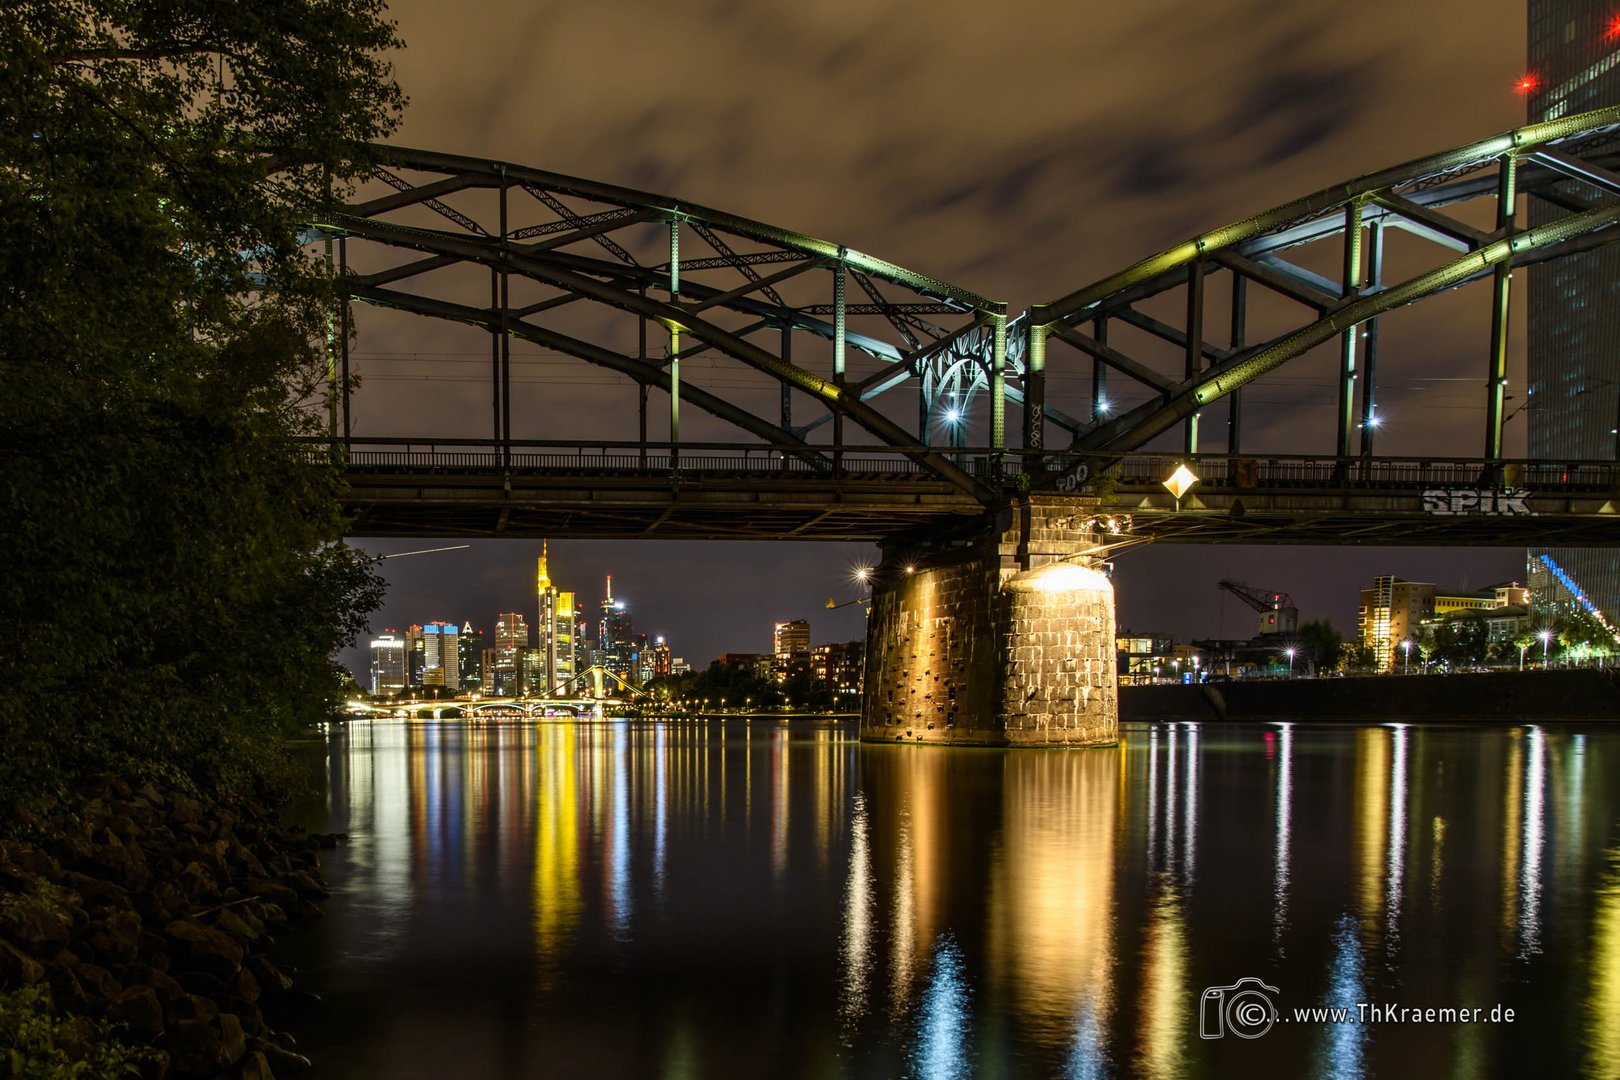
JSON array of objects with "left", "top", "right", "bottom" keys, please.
[{"left": 344, "top": 539, "right": 873, "bottom": 687}]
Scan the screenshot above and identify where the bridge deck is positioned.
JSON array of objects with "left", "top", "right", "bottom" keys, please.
[{"left": 323, "top": 443, "right": 1620, "bottom": 546}]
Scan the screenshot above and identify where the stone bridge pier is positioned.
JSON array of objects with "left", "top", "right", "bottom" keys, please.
[{"left": 861, "top": 497, "right": 1120, "bottom": 747}]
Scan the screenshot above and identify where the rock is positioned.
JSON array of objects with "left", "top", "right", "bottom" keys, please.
[
  {"left": 74, "top": 960, "right": 123, "bottom": 1002},
  {"left": 238, "top": 1050, "right": 276, "bottom": 1080},
  {"left": 174, "top": 969, "right": 236, "bottom": 1002},
  {"left": 165, "top": 992, "right": 220, "bottom": 1026},
  {"left": 219, "top": 1012, "right": 248, "bottom": 1066},
  {"left": 160, "top": 1018, "right": 223, "bottom": 1076},
  {"left": 46, "top": 965, "right": 91, "bottom": 1014},
  {"left": 168, "top": 794, "right": 202, "bottom": 827},
  {"left": 138, "top": 930, "right": 171, "bottom": 961},
  {"left": 234, "top": 964, "right": 261, "bottom": 1003},
  {"left": 221, "top": 995, "right": 263, "bottom": 1034},
  {"left": 63, "top": 869, "right": 131, "bottom": 912},
  {"left": 164, "top": 918, "right": 242, "bottom": 977},
  {"left": 4, "top": 895, "right": 72, "bottom": 948},
  {"left": 109, "top": 984, "right": 166, "bottom": 1040},
  {"left": 88, "top": 909, "right": 144, "bottom": 963},
  {"left": 177, "top": 863, "right": 220, "bottom": 905},
  {"left": 262, "top": 1043, "right": 313, "bottom": 1074},
  {"left": 243, "top": 879, "right": 298, "bottom": 908},
  {"left": 216, "top": 907, "right": 261, "bottom": 943},
  {"left": 246, "top": 955, "right": 292, "bottom": 995},
  {"left": 0, "top": 938, "right": 44, "bottom": 985}
]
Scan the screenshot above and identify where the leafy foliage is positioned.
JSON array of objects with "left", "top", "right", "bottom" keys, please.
[
  {"left": 1295, "top": 619, "right": 1343, "bottom": 675},
  {"left": 0, "top": 1, "right": 401, "bottom": 803},
  {"left": 0, "top": 986, "right": 154, "bottom": 1079}
]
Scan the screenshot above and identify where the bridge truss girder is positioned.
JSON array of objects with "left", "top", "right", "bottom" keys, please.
[
  {"left": 1015, "top": 104, "right": 1620, "bottom": 470},
  {"left": 314, "top": 147, "right": 1008, "bottom": 502}
]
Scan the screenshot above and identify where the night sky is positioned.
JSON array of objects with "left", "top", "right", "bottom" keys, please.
[{"left": 341, "top": 0, "right": 1536, "bottom": 678}]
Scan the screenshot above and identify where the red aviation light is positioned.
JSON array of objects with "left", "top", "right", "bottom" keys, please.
[
  {"left": 1608, "top": 14, "right": 1620, "bottom": 40},
  {"left": 1516, "top": 73, "right": 1538, "bottom": 95}
]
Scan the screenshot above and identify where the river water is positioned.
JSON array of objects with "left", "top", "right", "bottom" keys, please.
[{"left": 283, "top": 718, "right": 1620, "bottom": 1078}]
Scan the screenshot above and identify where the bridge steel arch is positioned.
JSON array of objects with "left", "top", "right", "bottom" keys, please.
[
  {"left": 312, "top": 147, "right": 1010, "bottom": 502},
  {"left": 1016, "top": 105, "right": 1620, "bottom": 469}
]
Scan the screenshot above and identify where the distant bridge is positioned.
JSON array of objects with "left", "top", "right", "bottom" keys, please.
[
  {"left": 347, "top": 697, "right": 608, "bottom": 720},
  {"left": 307, "top": 106, "right": 1620, "bottom": 548}
]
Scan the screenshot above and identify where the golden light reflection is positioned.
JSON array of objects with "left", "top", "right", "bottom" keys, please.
[
  {"left": 1430, "top": 816, "right": 1446, "bottom": 903},
  {"left": 533, "top": 723, "right": 581, "bottom": 989},
  {"left": 839, "top": 791, "right": 874, "bottom": 1034},
  {"left": 890, "top": 806, "right": 916, "bottom": 1017},
  {"left": 771, "top": 728, "right": 789, "bottom": 888},
  {"left": 1584, "top": 849, "right": 1620, "bottom": 1077},
  {"left": 987, "top": 749, "right": 1119, "bottom": 1063},
  {"left": 1354, "top": 727, "right": 1389, "bottom": 940},
  {"left": 1135, "top": 890, "right": 1188, "bottom": 1079},
  {"left": 1501, "top": 732, "right": 1523, "bottom": 947}
]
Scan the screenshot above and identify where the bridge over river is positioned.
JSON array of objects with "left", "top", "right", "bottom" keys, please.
[{"left": 307, "top": 106, "right": 1620, "bottom": 746}]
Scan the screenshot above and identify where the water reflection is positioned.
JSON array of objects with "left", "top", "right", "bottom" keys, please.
[
  {"left": 1272, "top": 724, "right": 1293, "bottom": 950},
  {"left": 294, "top": 719, "right": 1620, "bottom": 1079}
]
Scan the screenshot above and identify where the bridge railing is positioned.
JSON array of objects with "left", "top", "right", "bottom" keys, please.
[{"left": 298, "top": 439, "right": 1620, "bottom": 495}]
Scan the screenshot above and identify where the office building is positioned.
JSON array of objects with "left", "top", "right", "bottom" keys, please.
[
  {"left": 1527, "top": 1, "right": 1620, "bottom": 623},
  {"left": 458, "top": 623, "right": 484, "bottom": 693},
  {"left": 811, "top": 640, "right": 864, "bottom": 698},
  {"left": 536, "top": 542, "right": 578, "bottom": 695},
  {"left": 493, "top": 612, "right": 528, "bottom": 695},
  {"left": 773, "top": 619, "right": 811, "bottom": 681},
  {"left": 600, "top": 576, "right": 637, "bottom": 682},
  {"left": 369, "top": 633, "right": 407, "bottom": 696},
  {"left": 422, "top": 621, "right": 459, "bottom": 690}
]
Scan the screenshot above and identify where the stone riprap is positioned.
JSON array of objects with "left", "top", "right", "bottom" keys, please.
[{"left": 0, "top": 777, "right": 340, "bottom": 1078}]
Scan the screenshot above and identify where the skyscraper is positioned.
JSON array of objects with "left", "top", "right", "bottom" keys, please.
[
  {"left": 600, "top": 575, "right": 635, "bottom": 681},
  {"left": 457, "top": 622, "right": 484, "bottom": 693},
  {"left": 536, "top": 542, "right": 577, "bottom": 695},
  {"left": 1527, "top": 2, "right": 1620, "bottom": 622},
  {"left": 369, "top": 633, "right": 407, "bottom": 696},
  {"left": 422, "top": 621, "right": 459, "bottom": 690},
  {"left": 493, "top": 612, "right": 528, "bottom": 695}
]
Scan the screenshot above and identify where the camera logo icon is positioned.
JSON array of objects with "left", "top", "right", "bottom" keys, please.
[{"left": 1199, "top": 978, "right": 1280, "bottom": 1040}]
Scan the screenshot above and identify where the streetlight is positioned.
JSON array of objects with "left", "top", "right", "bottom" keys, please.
[
  {"left": 1519, "top": 639, "right": 1529, "bottom": 672},
  {"left": 1401, "top": 639, "right": 1411, "bottom": 675},
  {"left": 1540, "top": 628, "right": 1553, "bottom": 668},
  {"left": 1285, "top": 647, "right": 1297, "bottom": 678}
]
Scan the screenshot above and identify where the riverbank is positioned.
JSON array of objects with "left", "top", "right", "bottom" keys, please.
[
  {"left": 0, "top": 777, "right": 337, "bottom": 1078},
  {"left": 1120, "top": 668, "right": 1620, "bottom": 722}
]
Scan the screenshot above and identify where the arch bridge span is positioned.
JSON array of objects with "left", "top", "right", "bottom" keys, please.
[{"left": 311, "top": 106, "right": 1620, "bottom": 547}]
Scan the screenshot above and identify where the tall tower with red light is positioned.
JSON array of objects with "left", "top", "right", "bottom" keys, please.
[{"left": 1525, "top": 1, "right": 1620, "bottom": 625}]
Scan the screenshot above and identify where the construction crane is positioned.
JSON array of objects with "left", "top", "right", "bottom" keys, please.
[{"left": 1217, "top": 580, "right": 1299, "bottom": 637}]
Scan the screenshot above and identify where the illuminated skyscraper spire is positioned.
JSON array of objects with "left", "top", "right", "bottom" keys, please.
[{"left": 537, "top": 539, "right": 551, "bottom": 590}]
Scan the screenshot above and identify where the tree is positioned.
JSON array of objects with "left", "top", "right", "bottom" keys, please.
[
  {"left": 1296, "top": 620, "right": 1343, "bottom": 675},
  {"left": 1560, "top": 609, "right": 1617, "bottom": 667},
  {"left": 1432, "top": 612, "right": 1490, "bottom": 669},
  {"left": 1, "top": 2, "right": 403, "bottom": 801}
]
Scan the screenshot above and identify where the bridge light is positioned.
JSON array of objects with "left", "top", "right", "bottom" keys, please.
[
  {"left": 1096, "top": 397, "right": 1112, "bottom": 415},
  {"left": 1366, "top": 411, "right": 1382, "bottom": 428},
  {"left": 944, "top": 407, "right": 962, "bottom": 424},
  {"left": 1163, "top": 463, "right": 1199, "bottom": 501}
]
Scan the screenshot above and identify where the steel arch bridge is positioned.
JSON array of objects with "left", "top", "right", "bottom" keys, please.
[{"left": 310, "top": 106, "right": 1620, "bottom": 546}]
